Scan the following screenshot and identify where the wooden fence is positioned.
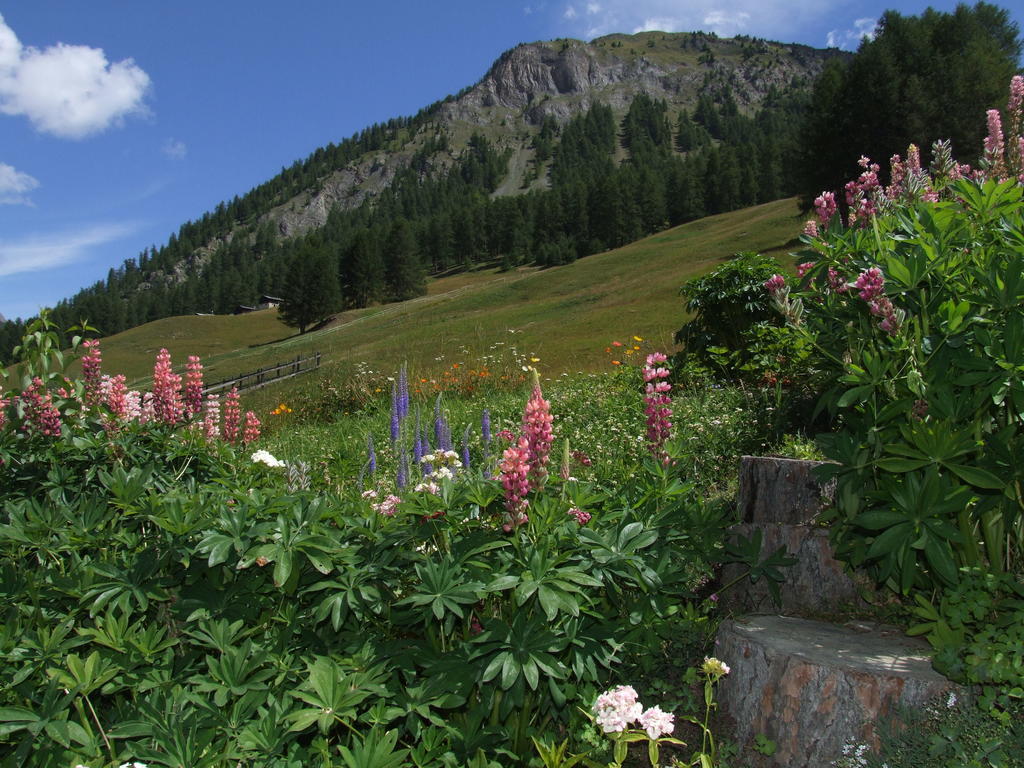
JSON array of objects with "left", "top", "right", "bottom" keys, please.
[{"left": 202, "top": 352, "right": 321, "bottom": 395}]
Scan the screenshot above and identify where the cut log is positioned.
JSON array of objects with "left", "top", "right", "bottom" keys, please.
[
  {"left": 737, "top": 456, "right": 835, "bottom": 525},
  {"left": 716, "top": 615, "right": 964, "bottom": 768},
  {"left": 719, "top": 524, "right": 871, "bottom": 615}
]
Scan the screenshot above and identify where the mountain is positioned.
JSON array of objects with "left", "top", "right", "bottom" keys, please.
[
  {"left": 1, "top": 30, "right": 847, "bottom": 362},
  {"left": 269, "top": 32, "right": 843, "bottom": 238}
]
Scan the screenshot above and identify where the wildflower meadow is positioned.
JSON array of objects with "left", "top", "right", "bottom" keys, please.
[{"left": 2, "top": 77, "right": 1024, "bottom": 768}]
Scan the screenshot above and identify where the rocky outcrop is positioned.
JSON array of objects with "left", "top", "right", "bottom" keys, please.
[{"left": 258, "top": 33, "right": 846, "bottom": 239}]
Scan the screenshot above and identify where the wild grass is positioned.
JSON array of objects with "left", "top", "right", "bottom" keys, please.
[{"left": 94, "top": 198, "right": 803, "bottom": 410}]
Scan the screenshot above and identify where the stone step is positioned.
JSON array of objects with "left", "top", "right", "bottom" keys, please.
[{"left": 716, "top": 615, "right": 963, "bottom": 768}]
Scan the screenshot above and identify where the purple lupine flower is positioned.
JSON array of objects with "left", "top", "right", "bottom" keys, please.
[
  {"left": 397, "top": 447, "right": 407, "bottom": 490},
  {"left": 398, "top": 364, "right": 409, "bottom": 420},
  {"left": 367, "top": 434, "right": 376, "bottom": 474},
  {"left": 390, "top": 380, "right": 400, "bottom": 444},
  {"left": 421, "top": 421, "right": 433, "bottom": 476},
  {"left": 462, "top": 425, "right": 471, "bottom": 470},
  {"left": 482, "top": 408, "right": 491, "bottom": 445},
  {"left": 434, "top": 394, "right": 444, "bottom": 446},
  {"left": 413, "top": 407, "right": 424, "bottom": 475}
]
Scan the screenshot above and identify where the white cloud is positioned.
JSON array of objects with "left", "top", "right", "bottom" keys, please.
[
  {"left": 0, "top": 13, "right": 151, "bottom": 139},
  {"left": 161, "top": 138, "right": 187, "bottom": 159},
  {"left": 703, "top": 10, "right": 751, "bottom": 35},
  {"left": 564, "top": 5, "right": 578, "bottom": 20},
  {"left": 0, "top": 162, "right": 39, "bottom": 205},
  {"left": 561, "top": 0, "right": 845, "bottom": 43},
  {"left": 633, "top": 17, "right": 682, "bottom": 33},
  {"left": 0, "top": 223, "right": 136, "bottom": 278},
  {"left": 826, "top": 17, "right": 878, "bottom": 50}
]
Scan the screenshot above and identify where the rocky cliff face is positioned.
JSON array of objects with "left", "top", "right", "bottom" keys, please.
[{"left": 253, "top": 32, "right": 843, "bottom": 240}]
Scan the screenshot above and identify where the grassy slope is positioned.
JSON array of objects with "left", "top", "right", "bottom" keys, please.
[{"left": 99, "top": 197, "right": 803, "bottom": 393}]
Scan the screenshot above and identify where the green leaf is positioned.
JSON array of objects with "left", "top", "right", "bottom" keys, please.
[
  {"left": 837, "top": 385, "right": 873, "bottom": 408},
  {"left": 946, "top": 464, "right": 1004, "bottom": 490},
  {"left": 875, "top": 457, "right": 929, "bottom": 472}
]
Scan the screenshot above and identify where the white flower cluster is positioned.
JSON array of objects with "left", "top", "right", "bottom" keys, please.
[
  {"left": 251, "top": 449, "right": 285, "bottom": 468},
  {"left": 592, "top": 685, "right": 675, "bottom": 739},
  {"left": 834, "top": 742, "right": 871, "bottom": 767},
  {"left": 421, "top": 450, "right": 462, "bottom": 482}
]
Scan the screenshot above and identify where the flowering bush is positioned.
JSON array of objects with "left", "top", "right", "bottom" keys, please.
[
  {"left": 764, "top": 79, "right": 1024, "bottom": 601},
  {"left": 0, "top": 334, "right": 755, "bottom": 767}
]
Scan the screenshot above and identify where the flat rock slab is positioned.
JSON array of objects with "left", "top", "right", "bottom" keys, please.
[
  {"left": 717, "top": 615, "right": 961, "bottom": 767},
  {"left": 738, "top": 456, "right": 835, "bottom": 525}
]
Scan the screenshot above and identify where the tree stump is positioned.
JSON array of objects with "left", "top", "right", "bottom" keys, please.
[
  {"left": 737, "top": 456, "right": 835, "bottom": 525},
  {"left": 722, "top": 524, "right": 868, "bottom": 614},
  {"left": 716, "top": 615, "right": 963, "bottom": 767},
  {"left": 720, "top": 456, "right": 871, "bottom": 614}
]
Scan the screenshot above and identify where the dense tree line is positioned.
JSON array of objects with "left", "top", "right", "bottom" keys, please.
[
  {"left": 798, "top": 1, "right": 1021, "bottom": 204},
  {"left": 0, "top": 84, "right": 811, "bottom": 352}
]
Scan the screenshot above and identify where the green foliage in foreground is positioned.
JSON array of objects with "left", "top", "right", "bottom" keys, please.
[
  {"left": 0, "top": 360, "right": 769, "bottom": 766},
  {"left": 834, "top": 696, "right": 1024, "bottom": 768}
]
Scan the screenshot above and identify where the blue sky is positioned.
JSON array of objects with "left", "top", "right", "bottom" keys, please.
[{"left": 1, "top": 0, "right": 1020, "bottom": 322}]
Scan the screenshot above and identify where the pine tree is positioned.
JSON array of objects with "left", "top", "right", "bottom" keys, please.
[
  {"left": 280, "top": 244, "right": 340, "bottom": 333},
  {"left": 384, "top": 219, "right": 426, "bottom": 301}
]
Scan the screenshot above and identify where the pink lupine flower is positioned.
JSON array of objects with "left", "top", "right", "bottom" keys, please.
[
  {"left": 854, "top": 267, "right": 885, "bottom": 301},
  {"left": 870, "top": 297, "right": 902, "bottom": 335},
  {"left": 522, "top": 376, "right": 553, "bottom": 490},
  {"left": 796, "top": 262, "right": 815, "bottom": 278},
  {"left": 222, "top": 387, "right": 241, "bottom": 443},
  {"left": 499, "top": 435, "right": 531, "bottom": 520},
  {"left": 373, "top": 494, "right": 402, "bottom": 517},
  {"left": 103, "top": 374, "right": 129, "bottom": 423},
  {"left": 643, "top": 352, "right": 672, "bottom": 465},
  {"left": 80, "top": 339, "right": 103, "bottom": 406},
  {"left": 0, "top": 387, "right": 8, "bottom": 432},
  {"left": 802, "top": 220, "right": 819, "bottom": 238},
  {"left": 984, "top": 109, "right": 1005, "bottom": 176},
  {"left": 888, "top": 152, "right": 906, "bottom": 195},
  {"left": 19, "top": 378, "right": 62, "bottom": 438},
  {"left": 202, "top": 394, "right": 220, "bottom": 441},
  {"left": 813, "top": 191, "right": 837, "bottom": 225},
  {"left": 827, "top": 267, "right": 849, "bottom": 294},
  {"left": 152, "top": 348, "right": 184, "bottom": 425},
  {"left": 124, "top": 390, "right": 142, "bottom": 421},
  {"left": 183, "top": 356, "right": 204, "bottom": 419},
  {"left": 907, "top": 143, "right": 921, "bottom": 174},
  {"left": 763, "top": 274, "right": 786, "bottom": 296},
  {"left": 639, "top": 706, "right": 675, "bottom": 739},
  {"left": 242, "top": 410, "right": 261, "bottom": 445},
  {"left": 1010, "top": 75, "right": 1024, "bottom": 119},
  {"left": 568, "top": 507, "right": 591, "bottom": 525},
  {"left": 139, "top": 392, "right": 156, "bottom": 424}
]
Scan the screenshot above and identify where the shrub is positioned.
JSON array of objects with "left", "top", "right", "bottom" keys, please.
[
  {"left": 765, "top": 80, "right": 1024, "bottom": 597},
  {"left": 2, "top": 330, "right": 764, "bottom": 766}
]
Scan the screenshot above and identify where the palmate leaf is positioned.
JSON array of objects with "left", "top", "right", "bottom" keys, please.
[
  {"left": 338, "top": 728, "right": 409, "bottom": 768},
  {"left": 287, "top": 657, "right": 388, "bottom": 735}
]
